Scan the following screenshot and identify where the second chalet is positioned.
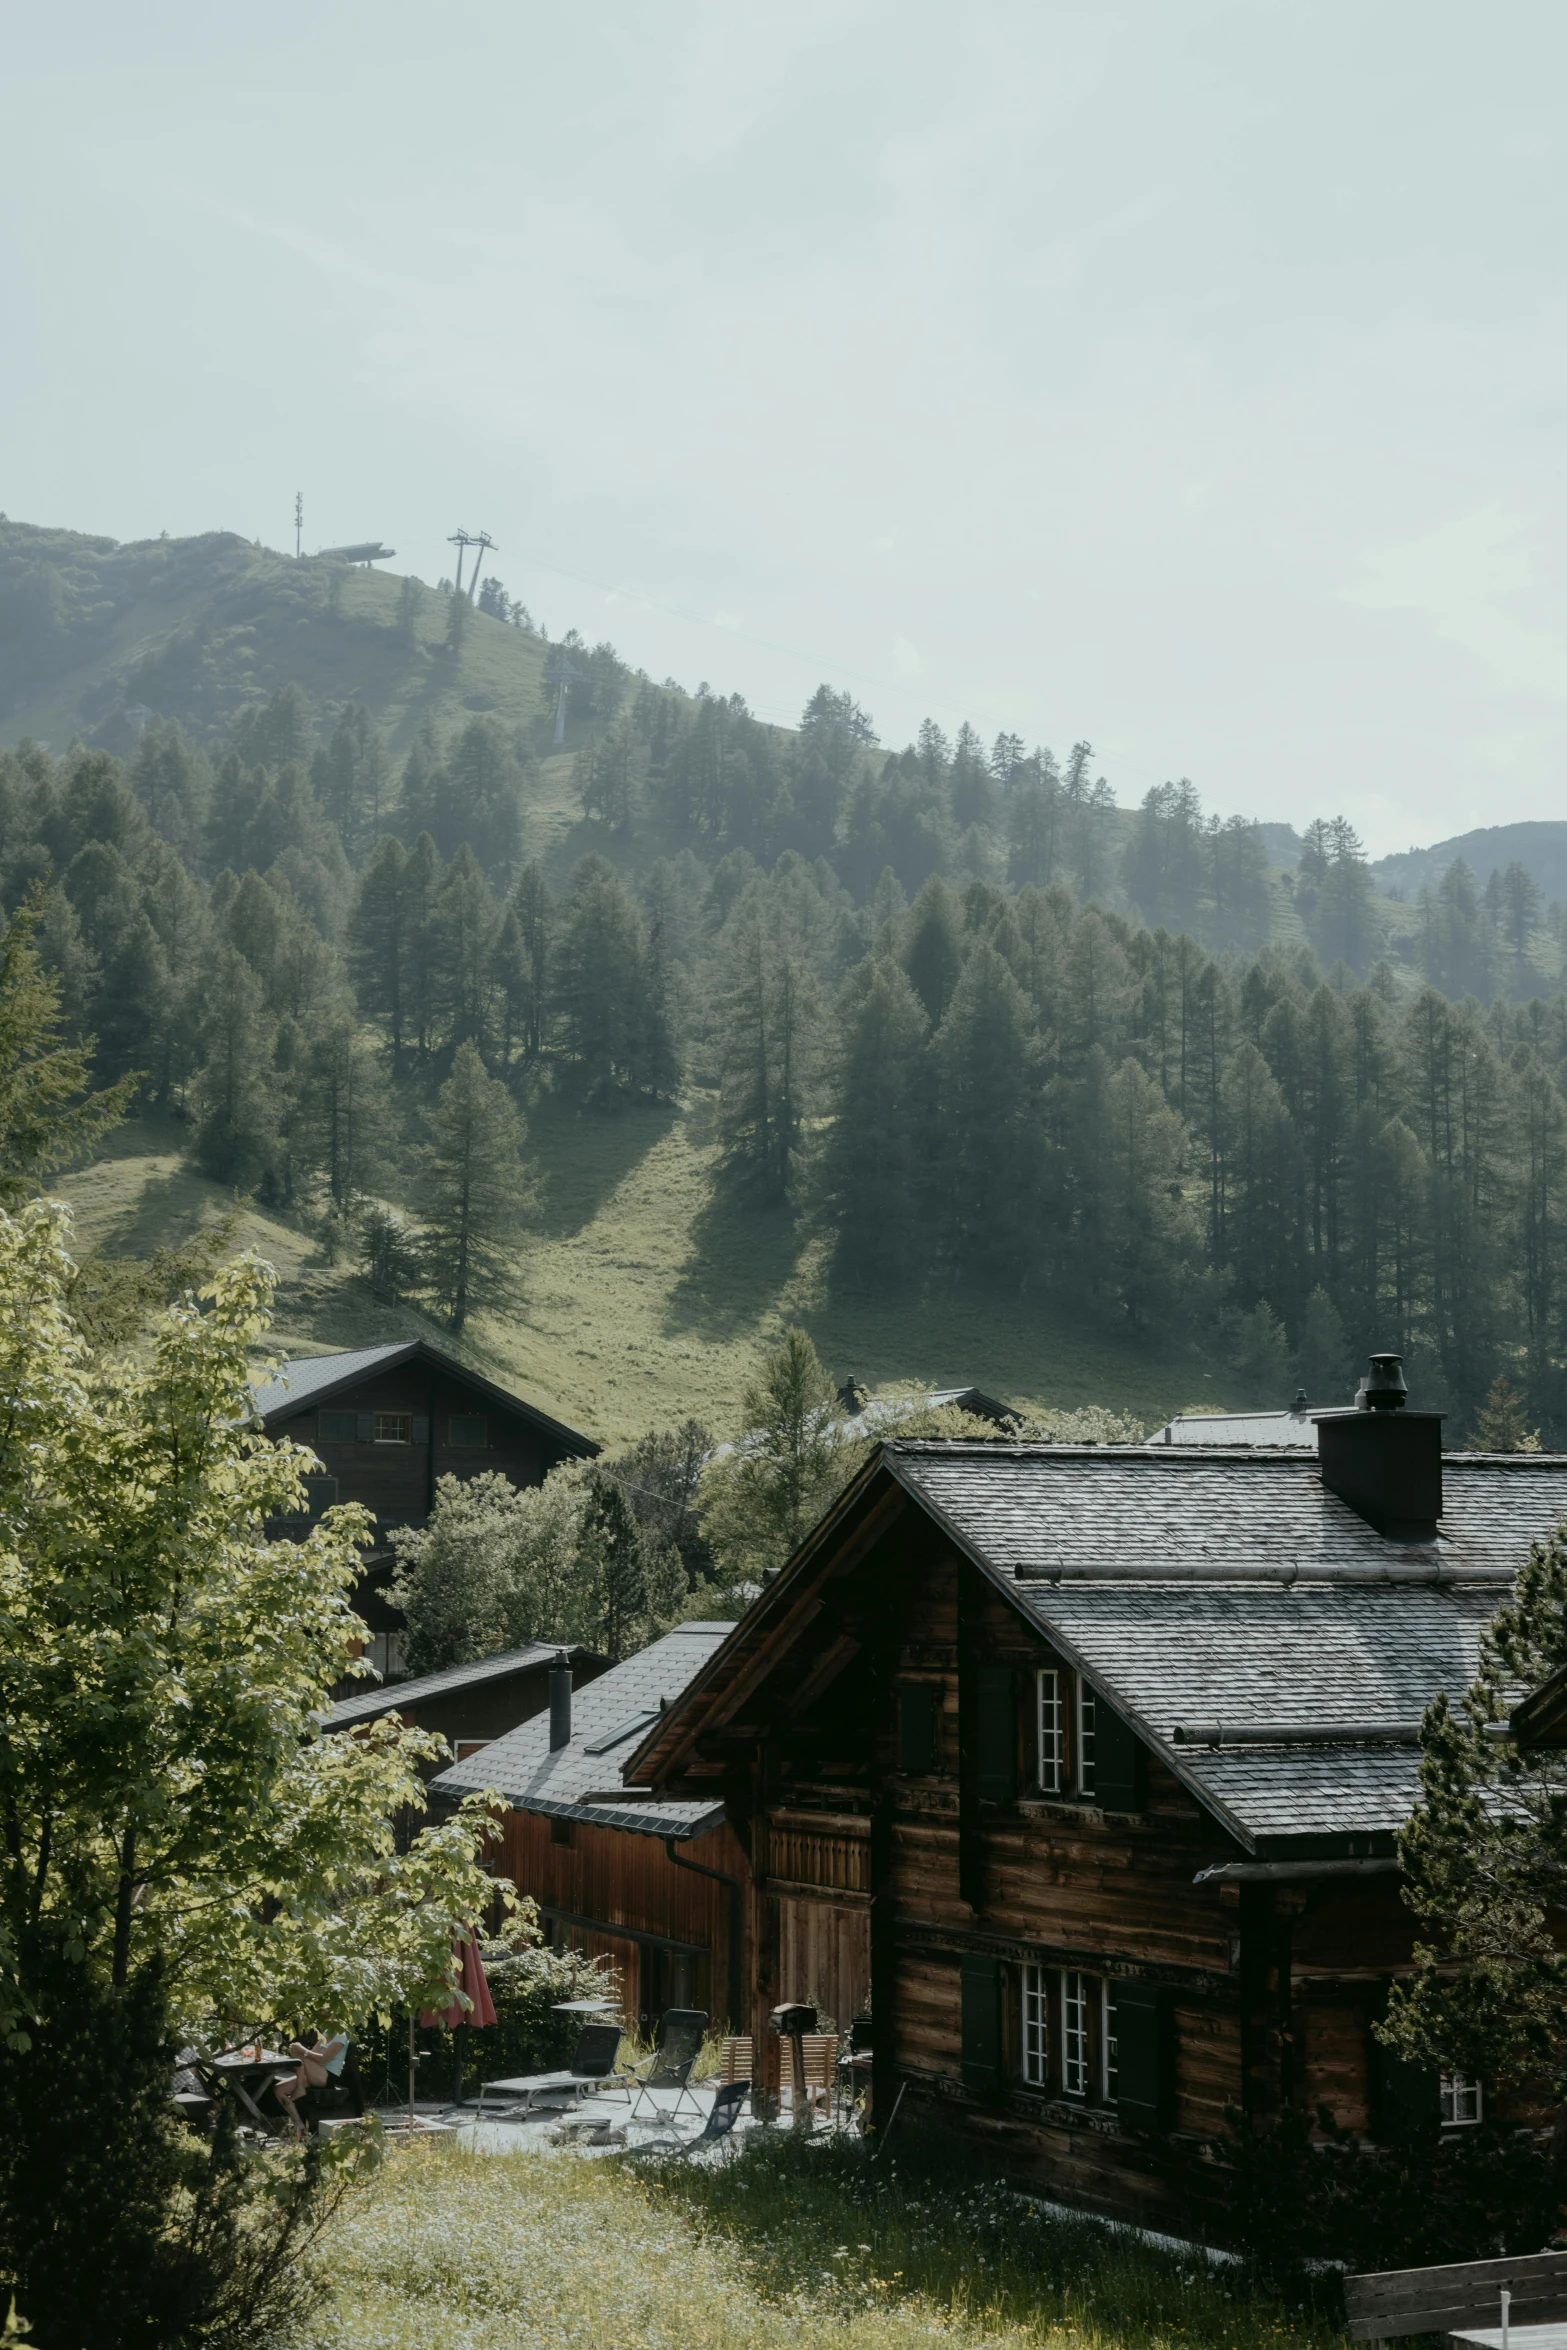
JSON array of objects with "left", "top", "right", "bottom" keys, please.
[{"left": 623, "top": 1354, "right": 1567, "bottom": 2238}]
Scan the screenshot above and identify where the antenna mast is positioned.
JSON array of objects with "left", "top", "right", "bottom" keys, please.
[{"left": 294, "top": 491, "right": 303, "bottom": 561}]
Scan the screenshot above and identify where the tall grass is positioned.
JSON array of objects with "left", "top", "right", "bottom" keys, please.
[{"left": 303, "top": 2127, "right": 1349, "bottom": 2350}]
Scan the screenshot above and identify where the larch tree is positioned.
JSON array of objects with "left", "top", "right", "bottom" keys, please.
[
  {"left": 700, "top": 1327, "right": 854, "bottom": 1581},
  {"left": 415, "top": 1038, "right": 531, "bottom": 1331},
  {"left": 0, "top": 891, "right": 137, "bottom": 1203}
]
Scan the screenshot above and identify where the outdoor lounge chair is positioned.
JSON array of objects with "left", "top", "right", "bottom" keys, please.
[
  {"left": 628, "top": 2076, "right": 749, "bottom": 2159},
  {"left": 625, "top": 2008, "right": 709, "bottom": 2126},
  {"left": 478, "top": 2021, "right": 626, "bottom": 2120}
]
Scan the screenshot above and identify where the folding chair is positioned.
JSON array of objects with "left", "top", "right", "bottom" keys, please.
[
  {"left": 625, "top": 2009, "right": 709, "bottom": 2127},
  {"left": 628, "top": 2077, "right": 750, "bottom": 2159},
  {"left": 478, "top": 2022, "right": 626, "bottom": 2120}
]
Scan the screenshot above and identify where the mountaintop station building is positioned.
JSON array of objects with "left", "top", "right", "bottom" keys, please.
[
  {"left": 251, "top": 1340, "right": 598, "bottom": 1678},
  {"left": 618, "top": 1358, "right": 1567, "bottom": 2238}
]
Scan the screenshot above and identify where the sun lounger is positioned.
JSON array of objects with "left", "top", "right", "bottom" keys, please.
[
  {"left": 478, "top": 2022, "right": 625, "bottom": 2119},
  {"left": 629, "top": 2077, "right": 749, "bottom": 2159}
]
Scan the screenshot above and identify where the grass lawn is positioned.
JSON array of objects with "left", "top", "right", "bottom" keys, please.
[
  {"left": 57, "top": 1096, "right": 1227, "bottom": 1446},
  {"left": 301, "top": 2132, "right": 1345, "bottom": 2350}
]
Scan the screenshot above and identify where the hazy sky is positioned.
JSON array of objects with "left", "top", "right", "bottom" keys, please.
[{"left": 6, "top": 1, "right": 1567, "bottom": 855}]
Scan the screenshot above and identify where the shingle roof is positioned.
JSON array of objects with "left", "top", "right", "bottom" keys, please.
[
  {"left": 248, "top": 1341, "right": 598, "bottom": 1455},
  {"left": 324, "top": 1642, "right": 588, "bottom": 1730},
  {"left": 429, "top": 1623, "right": 734, "bottom": 1839},
  {"left": 890, "top": 1446, "right": 1562, "bottom": 1584},
  {"left": 880, "top": 1445, "right": 1567, "bottom": 1855}
]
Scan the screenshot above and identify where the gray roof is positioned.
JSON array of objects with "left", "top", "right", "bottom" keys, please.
[
  {"left": 325, "top": 1642, "right": 582, "bottom": 1730},
  {"left": 248, "top": 1340, "right": 598, "bottom": 1455},
  {"left": 429, "top": 1622, "right": 734, "bottom": 1839},
  {"left": 1153, "top": 1409, "right": 1317, "bottom": 1450},
  {"left": 884, "top": 1445, "right": 1567, "bottom": 1855}
]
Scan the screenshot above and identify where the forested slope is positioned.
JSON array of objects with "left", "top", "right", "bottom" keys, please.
[{"left": 7, "top": 518, "right": 1567, "bottom": 1445}]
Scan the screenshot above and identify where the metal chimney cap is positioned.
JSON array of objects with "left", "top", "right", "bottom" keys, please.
[{"left": 1356, "top": 1354, "right": 1409, "bottom": 1413}]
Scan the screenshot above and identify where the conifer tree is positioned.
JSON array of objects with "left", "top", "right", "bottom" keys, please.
[
  {"left": 555, "top": 854, "right": 647, "bottom": 1097},
  {"left": 0, "top": 893, "right": 136, "bottom": 1203},
  {"left": 822, "top": 956, "right": 928, "bottom": 1288},
  {"left": 350, "top": 835, "right": 411, "bottom": 1062},
  {"left": 700, "top": 1327, "right": 848, "bottom": 1579},
  {"left": 902, "top": 875, "right": 964, "bottom": 1027},
  {"left": 190, "top": 945, "right": 277, "bottom": 1190},
  {"left": 415, "top": 1039, "right": 531, "bottom": 1331},
  {"left": 930, "top": 939, "right": 1039, "bottom": 1287},
  {"left": 714, "top": 883, "right": 821, "bottom": 1200}
]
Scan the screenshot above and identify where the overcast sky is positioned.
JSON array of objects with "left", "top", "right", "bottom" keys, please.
[{"left": 6, "top": 1, "right": 1567, "bottom": 855}]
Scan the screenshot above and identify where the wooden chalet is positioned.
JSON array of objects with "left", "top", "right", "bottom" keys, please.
[
  {"left": 323, "top": 1642, "right": 609, "bottom": 1766},
  {"left": 430, "top": 1626, "right": 746, "bottom": 2032},
  {"left": 250, "top": 1341, "right": 598, "bottom": 1677},
  {"left": 622, "top": 1361, "right": 1567, "bottom": 2237}
]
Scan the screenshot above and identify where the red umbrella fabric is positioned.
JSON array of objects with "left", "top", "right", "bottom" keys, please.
[{"left": 420, "top": 1927, "right": 498, "bottom": 2030}]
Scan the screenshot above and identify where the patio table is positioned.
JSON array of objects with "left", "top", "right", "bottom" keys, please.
[{"left": 203, "top": 2050, "right": 297, "bottom": 2128}]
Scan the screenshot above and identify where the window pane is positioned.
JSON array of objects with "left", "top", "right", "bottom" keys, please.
[
  {"left": 449, "top": 1414, "right": 487, "bottom": 1447},
  {"left": 318, "top": 1410, "right": 356, "bottom": 1444},
  {"left": 1102, "top": 1982, "right": 1118, "bottom": 2102},
  {"left": 1022, "top": 1964, "right": 1049, "bottom": 2087},
  {"left": 1078, "top": 1683, "right": 1097, "bottom": 1798},
  {"left": 1062, "top": 1971, "right": 1089, "bottom": 2096},
  {"left": 1440, "top": 2073, "right": 1483, "bottom": 2126},
  {"left": 374, "top": 1413, "right": 411, "bottom": 1444},
  {"left": 1036, "top": 1669, "right": 1063, "bottom": 1793}
]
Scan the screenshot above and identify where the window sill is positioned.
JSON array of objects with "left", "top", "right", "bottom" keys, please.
[{"left": 1015, "top": 1796, "right": 1145, "bottom": 1825}]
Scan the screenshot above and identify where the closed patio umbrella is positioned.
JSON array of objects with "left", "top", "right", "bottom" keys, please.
[{"left": 420, "top": 1926, "right": 498, "bottom": 2103}]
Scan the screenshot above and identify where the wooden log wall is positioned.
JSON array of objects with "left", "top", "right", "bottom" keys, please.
[{"left": 744, "top": 1534, "right": 1444, "bottom": 2238}]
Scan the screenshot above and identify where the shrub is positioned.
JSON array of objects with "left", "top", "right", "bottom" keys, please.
[
  {"left": 358, "top": 1943, "right": 620, "bottom": 2105},
  {"left": 1222, "top": 2107, "right": 1567, "bottom": 2290},
  {"left": 0, "top": 1930, "right": 374, "bottom": 2349}
]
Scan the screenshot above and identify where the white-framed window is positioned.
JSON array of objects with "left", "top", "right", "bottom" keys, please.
[
  {"left": 1021, "top": 1964, "right": 1049, "bottom": 2087},
  {"left": 374, "top": 1412, "right": 411, "bottom": 1444},
  {"left": 1440, "top": 2073, "right": 1483, "bottom": 2127},
  {"left": 1062, "top": 1971, "right": 1090, "bottom": 2097},
  {"left": 1102, "top": 1981, "right": 1119, "bottom": 2103},
  {"left": 1036, "top": 1669, "right": 1064, "bottom": 1793},
  {"left": 1077, "top": 1681, "right": 1097, "bottom": 1798}
]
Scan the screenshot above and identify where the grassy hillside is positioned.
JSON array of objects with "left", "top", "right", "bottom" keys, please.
[
  {"left": 0, "top": 520, "right": 545, "bottom": 752},
  {"left": 57, "top": 1101, "right": 1219, "bottom": 1447}
]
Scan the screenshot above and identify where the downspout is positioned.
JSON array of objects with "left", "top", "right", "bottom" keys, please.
[{"left": 664, "top": 1836, "right": 744, "bottom": 2031}]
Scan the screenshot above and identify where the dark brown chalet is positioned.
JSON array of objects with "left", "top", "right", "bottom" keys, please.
[
  {"left": 625, "top": 1368, "right": 1567, "bottom": 2239},
  {"left": 431, "top": 1628, "right": 746, "bottom": 2033},
  {"left": 251, "top": 1341, "right": 598, "bottom": 1676}
]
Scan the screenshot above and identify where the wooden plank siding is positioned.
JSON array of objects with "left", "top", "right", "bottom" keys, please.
[
  {"left": 270, "top": 1362, "right": 573, "bottom": 1530},
  {"left": 496, "top": 1808, "right": 749, "bottom": 2034}
]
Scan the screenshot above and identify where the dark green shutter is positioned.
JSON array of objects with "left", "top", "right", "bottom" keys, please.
[
  {"left": 412, "top": 1413, "right": 429, "bottom": 1444},
  {"left": 971, "top": 1667, "right": 1017, "bottom": 1801},
  {"left": 356, "top": 1412, "right": 374, "bottom": 1443},
  {"left": 900, "top": 1683, "right": 939, "bottom": 1775},
  {"left": 1372, "top": 2032, "right": 1439, "bottom": 2145},
  {"left": 1093, "top": 1703, "right": 1146, "bottom": 1812},
  {"left": 1114, "top": 1981, "right": 1173, "bottom": 2131},
  {"left": 960, "top": 1954, "right": 1003, "bottom": 2097}
]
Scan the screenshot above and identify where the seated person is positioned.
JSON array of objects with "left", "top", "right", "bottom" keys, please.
[{"left": 272, "top": 2028, "right": 349, "bottom": 2133}]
